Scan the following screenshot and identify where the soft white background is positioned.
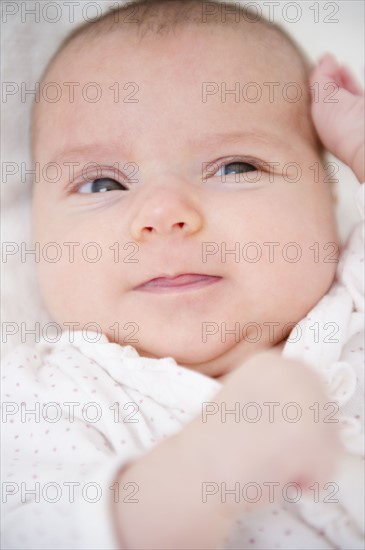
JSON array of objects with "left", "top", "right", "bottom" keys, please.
[{"left": 1, "top": 0, "right": 364, "bottom": 357}]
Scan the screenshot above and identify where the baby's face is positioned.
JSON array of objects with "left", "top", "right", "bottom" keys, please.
[{"left": 32, "top": 25, "right": 338, "bottom": 377}]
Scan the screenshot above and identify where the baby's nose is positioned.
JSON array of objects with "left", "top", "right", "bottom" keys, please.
[{"left": 129, "top": 186, "right": 203, "bottom": 241}]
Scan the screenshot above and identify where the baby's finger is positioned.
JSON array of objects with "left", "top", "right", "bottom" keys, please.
[
  {"left": 312, "top": 54, "right": 364, "bottom": 96},
  {"left": 309, "top": 53, "right": 340, "bottom": 92},
  {"left": 316, "top": 52, "right": 340, "bottom": 79},
  {"left": 309, "top": 60, "right": 339, "bottom": 105},
  {"left": 338, "top": 65, "right": 364, "bottom": 96}
]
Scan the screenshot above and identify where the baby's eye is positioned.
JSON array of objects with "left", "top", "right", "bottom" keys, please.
[
  {"left": 215, "top": 161, "right": 257, "bottom": 178},
  {"left": 78, "top": 177, "right": 128, "bottom": 194}
]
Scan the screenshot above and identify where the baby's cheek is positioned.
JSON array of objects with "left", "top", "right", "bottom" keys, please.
[
  {"left": 282, "top": 251, "right": 336, "bottom": 307},
  {"left": 253, "top": 197, "right": 338, "bottom": 317},
  {"left": 32, "top": 196, "right": 115, "bottom": 322},
  {"left": 36, "top": 241, "right": 117, "bottom": 324},
  {"left": 36, "top": 254, "right": 81, "bottom": 324}
]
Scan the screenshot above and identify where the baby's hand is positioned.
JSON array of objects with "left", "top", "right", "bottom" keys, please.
[
  {"left": 189, "top": 352, "right": 341, "bottom": 518},
  {"left": 310, "top": 53, "right": 364, "bottom": 182},
  {"left": 114, "top": 355, "right": 342, "bottom": 549}
]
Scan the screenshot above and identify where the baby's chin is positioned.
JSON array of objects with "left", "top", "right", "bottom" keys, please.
[
  {"left": 127, "top": 335, "right": 260, "bottom": 377},
  {"left": 125, "top": 337, "right": 225, "bottom": 362}
]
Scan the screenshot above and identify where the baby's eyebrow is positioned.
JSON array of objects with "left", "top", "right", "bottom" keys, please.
[
  {"left": 188, "top": 130, "right": 278, "bottom": 150},
  {"left": 50, "top": 130, "right": 282, "bottom": 164},
  {"left": 50, "top": 144, "right": 124, "bottom": 165}
]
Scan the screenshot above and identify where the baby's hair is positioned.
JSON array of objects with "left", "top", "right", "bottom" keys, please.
[
  {"left": 31, "top": 0, "right": 324, "bottom": 161},
  {"left": 39, "top": 0, "right": 312, "bottom": 85}
]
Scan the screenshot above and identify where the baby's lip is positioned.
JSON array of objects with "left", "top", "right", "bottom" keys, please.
[{"left": 134, "top": 273, "right": 222, "bottom": 291}]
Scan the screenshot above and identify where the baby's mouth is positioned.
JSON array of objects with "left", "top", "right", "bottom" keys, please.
[{"left": 134, "top": 273, "right": 222, "bottom": 293}]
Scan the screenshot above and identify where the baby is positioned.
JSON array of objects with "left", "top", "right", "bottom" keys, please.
[{"left": 2, "top": 0, "right": 364, "bottom": 549}]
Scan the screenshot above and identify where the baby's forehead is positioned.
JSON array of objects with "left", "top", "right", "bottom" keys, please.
[{"left": 32, "top": 21, "right": 313, "bottom": 159}]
